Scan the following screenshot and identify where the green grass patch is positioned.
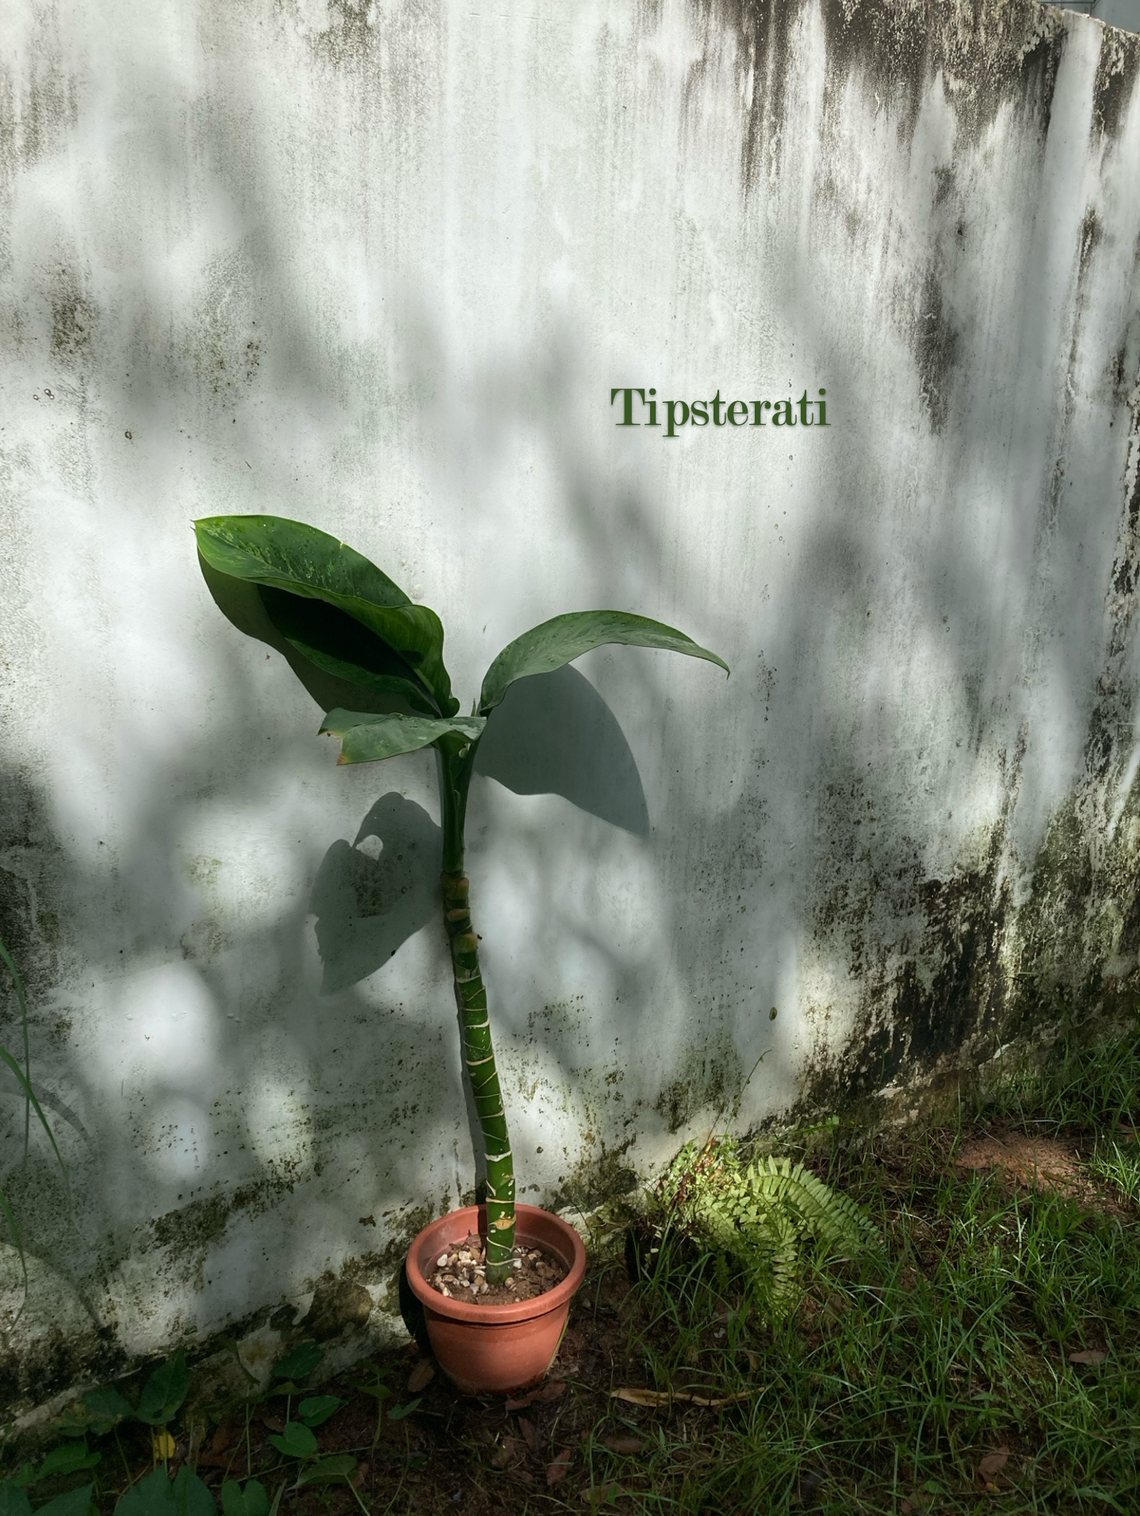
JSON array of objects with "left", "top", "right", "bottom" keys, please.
[{"left": 3, "top": 1027, "right": 1138, "bottom": 1514}]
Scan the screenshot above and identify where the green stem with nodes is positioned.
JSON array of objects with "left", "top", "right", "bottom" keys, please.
[{"left": 438, "top": 743, "right": 516, "bottom": 1284}]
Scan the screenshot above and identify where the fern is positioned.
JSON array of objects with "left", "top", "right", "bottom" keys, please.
[{"left": 656, "top": 1137, "right": 879, "bottom": 1314}]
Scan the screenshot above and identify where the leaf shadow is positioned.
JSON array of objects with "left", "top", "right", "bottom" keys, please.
[
  {"left": 309, "top": 794, "right": 441, "bottom": 995},
  {"left": 476, "top": 666, "right": 650, "bottom": 838}
]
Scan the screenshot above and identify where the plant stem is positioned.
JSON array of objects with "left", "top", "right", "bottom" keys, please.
[{"left": 439, "top": 744, "right": 516, "bottom": 1283}]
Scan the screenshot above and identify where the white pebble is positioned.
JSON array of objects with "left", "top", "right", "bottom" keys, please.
[{"left": 437, "top": 1253, "right": 449, "bottom": 1268}]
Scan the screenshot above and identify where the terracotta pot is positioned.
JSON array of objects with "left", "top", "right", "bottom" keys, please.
[{"left": 404, "top": 1202, "right": 587, "bottom": 1395}]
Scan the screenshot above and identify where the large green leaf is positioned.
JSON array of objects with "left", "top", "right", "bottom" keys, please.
[
  {"left": 0, "top": 1481, "right": 32, "bottom": 1516},
  {"left": 115, "top": 1470, "right": 212, "bottom": 1516},
  {"left": 135, "top": 1350, "right": 190, "bottom": 1426},
  {"left": 479, "top": 610, "right": 728, "bottom": 714},
  {"left": 35, "top": 1489, "right": 95, "bottom": 1516},
  {"left": 258, "top": 586, "right": 437, "bottom": 715},
  {"left": 221, "top": 1482, "right": 269, "bottom": 1516},
  {"left": 194, "top": 516, "right": 457, "bottom": 714},
  {"left": 320, "top": 710, "right": 485, "bottom": 766}
]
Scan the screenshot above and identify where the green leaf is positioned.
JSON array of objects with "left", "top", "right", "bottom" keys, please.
[
  {"left": 135, "top": 1351, "right": 190, "bottom": 1426},
  {"left": 294, "top": 1457, "right": 357, "bottom": 1488},
  {"left": 297, "top": 1396, "right": 342, "bottom": 1428},
  {"left": 0, "top": 1482, "right": 32, "bottom": 1516},
  {"left": 33, "top": 1445, "right": 100, "bottom": 1482},
  {"left": 320, "top": 710, "right": 485, "bottom": 766},
  {"left": 221, "top": 1481, "right": 269, "bottom": 1516},
  {"left": 268, "top": 1422, "right": 318, "bottom": 1460},
  {"left": 194, "top": 516, "right": 456, "bottom": 713},
  {"left": 33, "top": 1488, "right": 94, "bottom": 1516},
  {"left": 270, "top": 1342, "right": 323, "bottom": 1383},
  {"left": 258, "top": 586, "right": 439, "bottom": 716},
  {"left": 386, "top": 1398, "right": 421, "bottom": 1421},
  {"left": 479, "top": 610, "right": 729, "bottom": 714},
  {"left": 56, "top": 1386, "right": 134, "bottom": 1438},
  {"left": 171, "top": 1469, "right": 214, "bottom": 1516},
  {"left": 115, "top": 1470, "right": 172, "bottom": 1516}
]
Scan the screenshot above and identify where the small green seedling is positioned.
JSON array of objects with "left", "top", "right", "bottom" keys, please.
[
  {"left": 262, "top": 1403, "right": 359, "bottom": 1499},
  {"left": 293, "top": 1458, "right": 357, "bottom": 1489},
  {"left": 54, "top": 1389, "right": 133, "bottom": 1441},
  {"left": 266, "top": 1424, "right": 317, "bottom": 1461},
  {"left": 11, "top": 1446, "right": 100, "bottom": 1489},
  {"left": 53, "top": 1354, "right": 189, "bottom": 1447},
  {"left": 385, "top": 1400, "right": 420, "bottom": 1421},
  {"left": 294, "top": 1397, "right": 341, "bottom": 1428}
]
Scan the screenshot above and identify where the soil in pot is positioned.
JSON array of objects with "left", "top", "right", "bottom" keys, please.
[
  {"left": 427, "top": 1230, "right": 568, "bottom": 1305},
  {"left": 406, "top": 1203, "right": 588, "bottom": 1395}
]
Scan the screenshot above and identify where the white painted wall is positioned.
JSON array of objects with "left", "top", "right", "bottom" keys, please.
[{"left": 0, "top": 0, "right": 1137, "bottom": 1408}]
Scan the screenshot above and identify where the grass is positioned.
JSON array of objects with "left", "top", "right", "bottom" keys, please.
[{"left": 3, "top": 1025, "right": 1138, "bottom": 1515}]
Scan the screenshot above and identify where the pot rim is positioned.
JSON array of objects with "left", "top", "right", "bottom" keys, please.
[{"left": 405, "top": 1202, "right": 587, "bottom": 1325}]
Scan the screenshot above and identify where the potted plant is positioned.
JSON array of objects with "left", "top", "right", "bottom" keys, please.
[{"left": 195, "top": 514, "right": 727, "bottom": 1392}]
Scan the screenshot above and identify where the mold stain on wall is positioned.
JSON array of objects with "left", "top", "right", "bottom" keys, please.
[
  {"left": 798, "top": 360, "right": 1140, "bottom": 1114},
  {"left": 693, "top": 0, "right": 1073, "bottom": 197}
]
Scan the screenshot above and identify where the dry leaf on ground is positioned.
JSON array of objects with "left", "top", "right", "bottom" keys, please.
[
  {"left": 602, "top": 1435, "right": 647, "bottom": 1454},
  {"left": 610, "top": 1386, "right": 760, "bottom": 1408},
  {"left": 516, "top": 1416, "right": 537, "bottom": 1452},
  {"left": 407, "top": 1358, "right": 435, "bottom": 1393},
  {"left": 197, "top": 1417, "right": 240, "bottom": 1468},
  {"left": 976, "top": 1446, "right": 1010, "bottom": 1486},
  {"left": 506, "top": 1380, "right": 567, "bottom": 1410},
  {"left": 489, "top": 1436, "right": 525, "bottom": 1470},
  {"left": 547, "top": 1447, "right": 574, "bottom": 1485}
]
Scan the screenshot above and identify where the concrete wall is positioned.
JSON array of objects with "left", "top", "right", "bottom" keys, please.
[{"left": 0, "top": 0, "right": 1137, "bottom": 1413}]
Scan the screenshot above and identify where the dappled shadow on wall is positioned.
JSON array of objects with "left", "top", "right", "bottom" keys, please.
[{"left": 309, "top": 667, "right": 649, "bottom": 993}]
